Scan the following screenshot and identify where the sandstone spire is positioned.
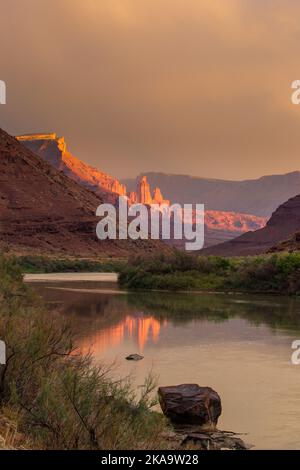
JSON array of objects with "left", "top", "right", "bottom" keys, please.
[
  {"left": 138, "top": 176, "right": 153, "bottom": 204},
  {"left": 152, "top": 187, "right": 170, "bottom": 205}
]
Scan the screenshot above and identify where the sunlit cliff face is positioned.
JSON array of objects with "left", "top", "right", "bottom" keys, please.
[{"left": 78, "top": 315, "right": 165, "bottom": 355}]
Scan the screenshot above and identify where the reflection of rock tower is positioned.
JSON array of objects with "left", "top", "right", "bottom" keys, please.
[{"left": 138, "top": 176, "right": 153, "bottom": 204}]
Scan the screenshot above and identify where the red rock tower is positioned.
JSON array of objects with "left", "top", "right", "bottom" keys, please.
[{"left": 138, "top": 176, "right": 153, "bottom": 204}]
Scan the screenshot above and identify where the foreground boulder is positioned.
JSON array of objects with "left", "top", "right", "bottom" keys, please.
[{"left": 158, "top": 384, "right": 222, "bottom": 427}]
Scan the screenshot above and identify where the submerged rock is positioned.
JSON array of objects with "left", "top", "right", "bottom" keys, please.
[
  {"left": 125, "top": 354, "right": 144, "bottom": 361},
  {"left": 158, "top": 384, "right": 222, "bottom": 427}
]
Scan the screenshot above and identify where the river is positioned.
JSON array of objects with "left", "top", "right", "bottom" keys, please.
[{"left": 26, "top": 273, "right": 300, "bottom": 450}]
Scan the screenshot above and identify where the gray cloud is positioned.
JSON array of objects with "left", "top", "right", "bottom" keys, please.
[{"left": 1, "top": 0, "right": 300, "bottom": 180}]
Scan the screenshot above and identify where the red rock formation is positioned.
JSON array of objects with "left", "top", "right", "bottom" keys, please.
[
  {"left": 15, "top": 133, "right": 265, "bottom": 251},
  {"left": 205, "top": 210, "right": 265, "bottom": 233},
  {"left": 16, "top": 136, "right": 170, "bottom": 209},
  {"left": 138, "top": 176, "right": 153, "bottom": 204},
  {"left": 134, "top": 176, "right": 170, "bottom": 205},
  {"left": 152, "top": 187, "right": 170, "bottom": 205},
  {"left": 16, "top": 133, "right": 126, "bottom": 201},
  {"left": 1, "top": 128, "right": 170, "bottom": 257},
  {"left": 128, "top": 191, "right": 138, "bottom": 204}
]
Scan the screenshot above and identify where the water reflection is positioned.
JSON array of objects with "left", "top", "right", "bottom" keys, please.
[
  {"left": 79, "top": 315, "right": 164, "bottom": 355},
  {"left": 32, "top": 282, "right": 300, "bottom": 449}
]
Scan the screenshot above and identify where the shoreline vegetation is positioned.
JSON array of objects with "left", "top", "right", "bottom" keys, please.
[
  {"left": 9, "top": 250, "right": 300, "bottom": 296},
  {"left": 0, "top": 254, "right": 170, "bottom": 450},
  {"left": 16, "top": 255, "right": 126, "bottom": 274},
  {"left": 118, "top": 251, "right": 300, "bottom": 295}
]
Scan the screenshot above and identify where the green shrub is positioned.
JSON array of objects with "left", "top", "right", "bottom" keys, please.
[
  {"left": 119, "top": 252, "right": 300, "bottom": 295},
  {"left": 0, "top": 254, "right": 169, "bottom": 449}
]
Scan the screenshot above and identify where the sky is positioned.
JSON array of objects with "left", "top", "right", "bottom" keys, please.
[{"left": 1, "top": 0, "right": 300, "bottom": 180}]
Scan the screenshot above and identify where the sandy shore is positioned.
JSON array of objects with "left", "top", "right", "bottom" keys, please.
[{"left": 23, "top": 272, "right": 119, "bottom": 283}]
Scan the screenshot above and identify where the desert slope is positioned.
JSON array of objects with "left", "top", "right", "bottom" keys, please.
[
  {"left": 0, "top": 128, "right": 166, "bottom": 257},
  {"left": 201, "top": 193, "right": 300, "bottom": 256},
  {"left": 16, "top": 133, "right": 126, "bottom": 202}
]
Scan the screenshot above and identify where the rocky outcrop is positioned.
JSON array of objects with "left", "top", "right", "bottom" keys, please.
[
  {"left": 158, "top": 384, "right": 249, "bottom": 450},
  {"left": 268, "top": 231, "right": 300, "bottom": 253},
  {"left": 0, "top": 128, "right": 169, "bottom": 257},
  {"left": 123, "top": 171, "right": 300, "bottom": 218},
  {"left": 126, "top": 176, "right": 170, "bottom": 206},
  {"left": 152, "top": 187, "right": 170, "bottom": 205},
  {"left": 16, "top": 133, "right": 126, "bottom": 201},
  {"left": 16, "top": 135, "right": 171, "bottom": 209},
  {"left": 138, "top": 176, "right": 153, "bottom": 204},
  {"left": 202, "top": 193, "right": 300, "bottom": 256},
  {"left": 162, "top": 429, "right": 249, "bottom": 450},
  {"left": 128, "top": 191, "right": 138, "bottom": 204},
  {"left": 133, "top": 176, "right": 170, "bottom": 205},
  {"left": 158, "top": 384, "right": 222, "bottom": 427}
]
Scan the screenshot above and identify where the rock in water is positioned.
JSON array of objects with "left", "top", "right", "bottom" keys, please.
[
  {"left": 158, "top": 384, "right": 222, "bottom": 427},
  {"left": 125, "top": 354, "right": 144, "bottom": 361}
]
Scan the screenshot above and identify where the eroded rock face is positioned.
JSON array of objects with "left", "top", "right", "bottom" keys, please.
[
  {"left": 152, "top": 187, "right": 170, "bottom": 205},
  {"left": 138, "top": 176, "right": 153, "bottom": 204},
  {"left": 128, "top": 191, "right": 138, "bottom": 204},
  {"left": 16, "top": 133, "right": 126, "bottom": 200},
  {"left": 158, "top": 384, "right": 222, "bottom": 427},
  {"left": 0, "top": 128, "right": 170, "bottom": 257}
]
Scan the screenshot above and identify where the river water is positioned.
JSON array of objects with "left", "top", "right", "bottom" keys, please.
[{"left": 27, "top": 274, "right": 300, "bottom": 450}]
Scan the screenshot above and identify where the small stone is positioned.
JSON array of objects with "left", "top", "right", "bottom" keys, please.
[{"left": 125, "top": 354, "right": 144, "bottom": 361}]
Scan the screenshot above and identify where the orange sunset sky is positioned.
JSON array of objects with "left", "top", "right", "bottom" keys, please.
[{"left": 1, "top": 0, "right": 300, "bottom": 180}]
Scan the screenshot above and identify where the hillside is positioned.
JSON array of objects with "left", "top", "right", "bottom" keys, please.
[
  {"left": 16, "top": 133, "right": 125, "bottom": 202},
  {"left": 201, "top": 194, "right": 300, "bottom": 256},
  {"left": 17, "top": 135, "right": 266, "bottom": 248},
  {"left": 0, "top": 128, "right": 166, "bottom": 257},
  {"left": 16, "top": 134, "right": 168, "bottom": 206}
]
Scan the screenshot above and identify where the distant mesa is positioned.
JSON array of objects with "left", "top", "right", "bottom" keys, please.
[{"left": 17, "top": 132, "right": 58, "bottom": 141}]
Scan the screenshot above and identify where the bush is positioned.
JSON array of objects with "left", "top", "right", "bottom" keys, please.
[
  {"left": 0, "top": 254, "right": 169, "bottom": 449},
  {"left": 119, "top": 251, "right": 300, "bottom": 295}
]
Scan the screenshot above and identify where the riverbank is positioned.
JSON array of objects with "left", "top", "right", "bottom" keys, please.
[
  {"left": 118, "top": 251, "right": 300, "bottom": 295},
  {"left": 9, "top": 250, "right": 300, "bottom": 296},
  {"left": 16, "top": 255, "right": 126, "bottom": 274},
  {"left": 0, "top": 254, "right": 170, "bottom": 450},
  {"left": 23, "top": 272, "right": 118, "bottom": 283}
]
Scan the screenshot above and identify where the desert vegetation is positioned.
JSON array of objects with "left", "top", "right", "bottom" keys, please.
[
  {"left": 16, "top": 255, "right": 126, "bottom": 274},
  {"left": 119, "top": 251, "right": 300, "bottom": 295},
  {"left": 0, "top": 254, "right": 168, "bottom": 449}
]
